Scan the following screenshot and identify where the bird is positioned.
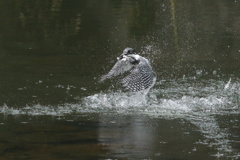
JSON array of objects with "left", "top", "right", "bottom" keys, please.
[{"left": 100, "top": 47, "right": 156, "bottom": 94}]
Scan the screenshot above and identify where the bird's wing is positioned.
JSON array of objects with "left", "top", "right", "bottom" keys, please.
[
  {"left": 100, "top": 57, "right": 134, "bottom": 82},
  {"left": 121, "top": 67, "right": 154, "bottom": 92}
]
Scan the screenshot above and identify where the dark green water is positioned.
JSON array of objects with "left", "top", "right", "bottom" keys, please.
[{"left": 0, "top": 0, "right": 240, "bottom": 159}]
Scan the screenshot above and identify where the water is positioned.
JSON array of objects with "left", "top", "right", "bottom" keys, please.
[
  {"left": 1, "top": 75, "right": 239, "bottom": 159},
  {"left": 0, "top": 0, "right": 240, "bottom": 159}
]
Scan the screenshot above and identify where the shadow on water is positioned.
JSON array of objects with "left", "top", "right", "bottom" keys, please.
[{"left": 0, "top": 0, "right": 240, "bottom": 159}]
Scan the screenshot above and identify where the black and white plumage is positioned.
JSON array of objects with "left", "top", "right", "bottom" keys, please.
[{"left": 100, "top": 48, "right": 156, "bottom": 92}]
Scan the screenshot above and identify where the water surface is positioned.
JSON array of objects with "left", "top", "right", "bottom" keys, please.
[{"left": 0, "top": 0, "right": 240, "bottom": 159}]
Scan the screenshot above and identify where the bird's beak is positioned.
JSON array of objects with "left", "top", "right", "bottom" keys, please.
[
  {"left": 117, "top": 55, "right": 123, "bottom": 60},
  {"left": 117, "top": 54, "right": 127, "bottom": 61}
]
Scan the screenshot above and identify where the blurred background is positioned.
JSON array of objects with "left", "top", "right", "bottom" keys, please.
[
  {"left": 1, "top": 0, "right": 240, "bottom": 106},
  {"left": 0, "top": 1, "right": 240, "bottom": 159}
]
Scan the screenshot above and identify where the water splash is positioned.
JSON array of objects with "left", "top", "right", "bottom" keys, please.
[
  {"left": 224, "top": 77, "right": 232, "bottom": 90},
  {"left": 0, "top": 77, "right": 239, "bottom": 158},
  {"left": 78, "top": 78, "right": 240, "bottom": 158},
  {"left": 0, "top": 77, "right": 239, "bottom": 116},
  {"left": 80, "top": 78, "right": 240, "bottom": 116}
]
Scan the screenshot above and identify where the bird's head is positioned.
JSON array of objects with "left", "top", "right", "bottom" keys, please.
[
  {"left": 117, "top": 48, "right": 137, "bottom": 60},
  {"left": 117, "top": 47, "right": 140, "bottom": 64}
]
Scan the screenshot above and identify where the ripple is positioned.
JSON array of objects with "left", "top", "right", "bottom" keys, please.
[
  {"left": 0, "top": 77, "right": 239, "bottom": 158},
  {"left": 0, "top": 78, "right": 239, "bottom": 116}
]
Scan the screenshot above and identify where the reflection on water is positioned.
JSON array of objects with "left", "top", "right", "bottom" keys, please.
[
  {"left": 0, "top": 0, "right": 240, "bottom": 159},
  {"left": 1, "top": 76, "right": 240, "bottom": 159}
]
